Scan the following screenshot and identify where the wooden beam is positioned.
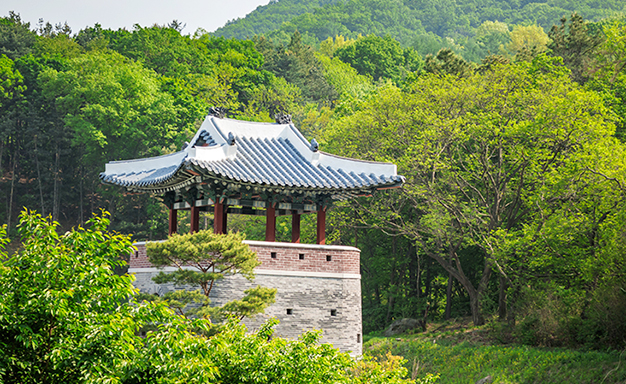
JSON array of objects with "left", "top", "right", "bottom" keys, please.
[
  {"left": 291, "top": 211, "right": 301, "bottom": 243},
  {"left": 214, "top": 201, "right": 225, "bottom": 234},
  {"left": 176, "top": 198, "right": 318, "bottom": 213},
  {"left": 190, "top": 206, "right": 200, "bottom": 233},
  {"left": 265, "top": 205, "right": 276, "bottom": 242},
  {"left": 316, "top": 208, "right": 326, "bottom": 245},
  {"left": 169, "top": 207, "right": 177, "bottom": 236}
]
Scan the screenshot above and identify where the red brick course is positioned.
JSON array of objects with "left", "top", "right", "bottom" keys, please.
[
  {"left": 129, "top": 244, "right": 152, "bottom": 268},
  {"left": 130, "top": 241, "right": 360, "bottom": 274}
]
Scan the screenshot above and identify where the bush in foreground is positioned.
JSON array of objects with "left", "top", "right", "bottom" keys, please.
[{"left": 0, "top": 211, "right": 416, "bottom": 384}]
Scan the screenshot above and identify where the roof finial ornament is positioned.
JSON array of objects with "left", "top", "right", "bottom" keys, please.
[
  {"left": 274, "top": 112, "right": 292, "bottom": 124},
  {"left": 227, "top": 132, "right": 235, "bottom": 145},
  {"left": 310, "top": 138, "right": 319, "bottom": 152},
  {"left": 208, "top": 107, "right": 225, "bottom": 118}
]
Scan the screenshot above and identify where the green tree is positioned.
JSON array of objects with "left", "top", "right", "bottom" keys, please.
[
  {"left": 589, "top": 20, "right": 626, "bottom": 140},
  {"left": 0, "top": 12, "right": 37, "bottom": 60},
  {"left": 507, "top": 24, "right": 550, "bottom": 59},
  {"left": 146, "top": 230, "right": 277, "bottom": 321},
  {"left": 0, "top": 211, "right": 174, "bottom": 383},
  {"left": 548, "top": 13, "right": 604, "bottom": 84},
  {"left": 423, "top": 48, "right": 474, "bottom": 77},
  {"left": 0, "top": 54, "right": 24, "bottom": 110},
  {"left": 335, "top": 34, "right": 423, "bottom": 83},
  {"left": 326, "top": 58, "right": 617, "bottom": 325},
  {"left": 105, "top": 24, "right": 214, "bottom": 77},
  {"left": 256, "top": 31, "right": 337, "bottom": 104},
  {"left": 39, "top": 50, "right": 187, "bottom": 167},
  {"left": 475, "top": 20, "right": 511, "bottom": 56}
]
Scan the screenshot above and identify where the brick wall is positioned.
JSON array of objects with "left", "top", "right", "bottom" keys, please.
[
  {"left": 129, "top": 240, "right": 362, "bottom": 355},
  {"left": 247, "top": 242, "right": 360, "bottom": 275},
  {"left": 129, "top": 243, "right": 151, "bottom": 268},
  {"left": 130, "top": 241, "right": 360, "bottom": 275}
]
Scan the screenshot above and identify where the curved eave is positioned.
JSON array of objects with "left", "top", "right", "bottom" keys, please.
[{"left": 100, "top": 159, "right": 404, "bottom": 196}]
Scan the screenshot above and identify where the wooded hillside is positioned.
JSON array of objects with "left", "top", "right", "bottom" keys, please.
[{"left": 215, "top": 0, "right": 626, "bottom": 60}]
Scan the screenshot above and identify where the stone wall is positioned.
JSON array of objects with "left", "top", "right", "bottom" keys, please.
[{"left": 130, "top": 241, "right": 362, "bottom": 355}]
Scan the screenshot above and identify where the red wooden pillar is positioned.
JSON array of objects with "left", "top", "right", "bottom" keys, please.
[
  {"left": 266, "top": 205, "right": 276, "bottom": 242},
  {"left": 222, "top": 204, "right": 228, "bottom": 235},
  {"left": 291, "top": 211, "right": 301, "bottom": 243},
  {"left": 214, "top": 201, "right": 224, "bottom": 234},
  {"left": 316, "top": 207, "right": 326, "bottom": 245},
  {"left": 168, "top": 207, "right": 177, "bottom": 236},
  {"left": 190, "top": 206, "right": 200, "bottom": 233}
]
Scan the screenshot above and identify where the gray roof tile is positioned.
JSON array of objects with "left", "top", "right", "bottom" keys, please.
[{"left": 100, "top": 116, "right": 404, "bottom": 195}]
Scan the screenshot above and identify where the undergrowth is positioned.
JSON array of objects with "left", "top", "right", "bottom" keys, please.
[{"left": 364, "top": 319, "right": 626, "bottom": 384}]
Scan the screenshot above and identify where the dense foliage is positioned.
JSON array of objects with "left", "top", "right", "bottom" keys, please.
[
  {"left": 0, "top": 211, "right": 417, "bottom": 383},
  {"left": 214, "top": 0, "right": 626, "bottom": 61},
  {"left": 2, "top": 1, "right": 626, "bottom": 361}
]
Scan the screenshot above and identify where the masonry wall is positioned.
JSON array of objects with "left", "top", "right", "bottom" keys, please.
[{"left": 130, "top": 241, "right": 362, "bottom": 355}]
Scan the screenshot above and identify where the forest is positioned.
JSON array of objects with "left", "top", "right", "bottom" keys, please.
[
  {"left": 1, "top": 0, "right": 626, "bottom": 376},
  {"left": 215, "top": 0, "right": 626, "bottom": 60}
]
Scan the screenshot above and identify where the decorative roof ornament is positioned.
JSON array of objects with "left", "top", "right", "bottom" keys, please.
[
  {"left": 227, "top": 132, "right": 235, "bottom": 145},
  {"left": 274, "top": 113, "right": 292, "bottom": 124},
  {"left": 310, "top": 138, "right": 319, "bottom": 152},
  {"left": 208, "top": 107, "right": 225, "bottom": 118}
]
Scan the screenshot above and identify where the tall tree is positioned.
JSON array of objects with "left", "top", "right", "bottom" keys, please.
[
  {"left": 326, "top": 57, "right": 617, "bottom": 325},
  {"left": 589, "top": 20, "right": 626, "bottom": 140},
  {"left": 257, "top": 31, "right": 337, "bottom": 104},
  {"left": 0, "top": 12, "right": 37, "bottom": 60},
  {"left": 548, "top": 13, "right": 604, "bottom": 84}
]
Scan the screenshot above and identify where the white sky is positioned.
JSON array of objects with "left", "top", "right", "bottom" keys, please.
[{"left": 1, "top": 0, "right": 270, "bottom": 35}]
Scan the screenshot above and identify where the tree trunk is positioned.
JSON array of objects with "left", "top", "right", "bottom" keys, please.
[
  {"left": 498, "top": 276, "right": 508, "bottom": 321},
  {"left": 79, "top": 165, "right": 84, "bottom": 225},
  {"left": 448, "top": 262, "right": 490, "bottom": 326},
  {"left": 424, "top": 258, "right": 432, "bottom": 300},
  {"left": 90, "top": 181, "right": 94, "bottom": 219},
  {"left": 354, "top": 211, "right": 358, "bottom": 248},
  {"left": 0, "top": 140, "right": 4, "bottom": 177},
  {"left": 445, "top": 272, "right": 453, "bottom": 320},
  {"left": 468, "top": 289, "right": 485, "bottom": 326},
  {"left": 7, "top": 153, "right": 16, "bottom": 232},
  {"left": 507, "top": 284, "right": 520, "bottom": 327},
  {"left": 415, "top": 245, "right": 421, "bottom": 299},
  {"left": 386, "top": 237, "right": 397, "bottom": 324},
  {"left": 407, "top": 242, "right": 418, "bottom": 299},
  {"left": 52, "top": 144, "right": 60, "bottom": 222},
  {"left": 34, "top": 136, "right": 45, "bottom": 216},
  {"left": 108, "top": 194, "right": 117, "bottom": 226}
]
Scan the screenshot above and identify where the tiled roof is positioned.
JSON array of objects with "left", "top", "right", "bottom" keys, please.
[{"left": 100, "top": 116, "right": 404, "bottom": 195}]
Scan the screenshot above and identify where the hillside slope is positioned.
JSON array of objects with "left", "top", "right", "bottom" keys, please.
[
  {"left": 214, "top": 0, "right": 343, "bottom": 38},
  {"left": 214, "top": 0, "right": 625, "bottom": 57}
]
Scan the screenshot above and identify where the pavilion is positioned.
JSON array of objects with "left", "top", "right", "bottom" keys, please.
[
  {"left": 100, "top": 112, "right": 404, "bottom": 243},
  {"left": 100, "top": 111, "right": 404, "bottom": 354}
]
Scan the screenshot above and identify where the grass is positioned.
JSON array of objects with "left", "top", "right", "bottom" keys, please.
[{"left": 363, "top": 319, "right": 626, "bottom": 384}]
